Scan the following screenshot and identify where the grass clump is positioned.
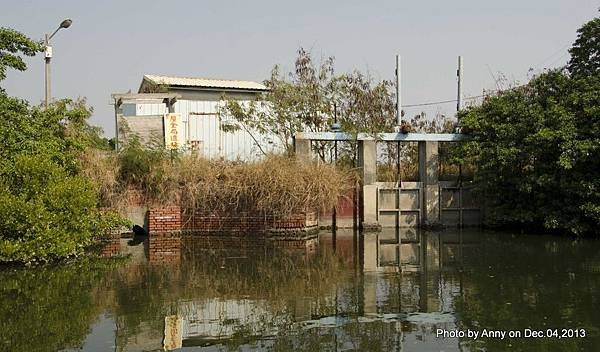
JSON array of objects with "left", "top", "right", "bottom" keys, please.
[{"left": 82, "top": 142, "right": 354, "bottom": 217}]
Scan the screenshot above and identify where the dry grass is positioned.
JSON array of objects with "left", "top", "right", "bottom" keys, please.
[
  {"left": 81, "top": 150, "right": 354, "bottom": 216},
  {"left": 79, "top": 149, "right": 123, "bottom": 209},
  {"left": 166, "top": 155, "right": 354, "bottom": 215}
]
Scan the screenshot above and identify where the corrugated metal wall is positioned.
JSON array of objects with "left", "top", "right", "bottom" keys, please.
[{"left": 132, "top": 99, "right": 281, "bottom": 160}]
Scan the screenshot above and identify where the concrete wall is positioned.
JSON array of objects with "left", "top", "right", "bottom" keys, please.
[{"left": 119, "top": 115, "right": 164, "bottom": 147}]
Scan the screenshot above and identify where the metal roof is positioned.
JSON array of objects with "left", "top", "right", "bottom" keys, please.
[{"left": 142, "top": 74, "right": 268, "bottom": 91}]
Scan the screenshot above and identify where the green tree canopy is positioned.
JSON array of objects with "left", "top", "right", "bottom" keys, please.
[
  {"left": 568, "top": 16, "right": 600, "bottom": 78},
  {"left": 0, "top": 28, "right": 127, "bottom": 263},
  {"left": 456, "top": 16, "right": 600, "bottom": 235},
  {"left": 0, "top": 27, "right": 42, "bottom": 83},
  {"left": 219, "top": 48, "right": 397, "bottom": 157}
]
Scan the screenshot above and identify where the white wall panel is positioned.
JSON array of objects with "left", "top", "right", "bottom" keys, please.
[{"left": 132, "top": 98, "right": 283, "bottom": 160}]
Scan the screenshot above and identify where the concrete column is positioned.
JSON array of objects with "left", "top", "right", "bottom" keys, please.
[
  {"left": 418, "top": 141, "right": 440, "bottom": 226},
  {"left": 362, "top": 185, "right": 378, "bottom": 227},
  {"left": 164, "top": 97, "right": 177, "bottom": 113},
  {"left": 358, "top": 140, "right": 379, "bottom": 229},
  {"left": 358, "top": 140, "right": 377, "bottom": 185},
  {"left": 294, "top": 138, "right": 312, "bottom": 163}
]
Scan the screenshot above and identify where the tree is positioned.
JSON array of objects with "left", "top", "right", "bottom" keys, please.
[
  {"left": 568, "top": 16, "right": 600, "bottom": 78},
  {"left": 0, "top": 27, "right": 42, "bottom": 84},
  {"left": 0, "top": 28, "right": 127, "bottom": 263},
  {"left": 219, "top": 48, "right": 398, "bottom": 159},
  {"left": 455, "top": 16, "right": 600, "bottom": 235}
]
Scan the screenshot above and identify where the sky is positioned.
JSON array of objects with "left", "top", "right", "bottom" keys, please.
[{"left": 2, "top": 0, "right": 599, "bottom": 137}]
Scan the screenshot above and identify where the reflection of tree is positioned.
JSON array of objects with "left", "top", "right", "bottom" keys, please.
[
  {"left": 0, "top": 259, "right": 122, "bottom": 352},
  {"left": 454, "top": 235, "right": 600, "bottom": 351}
]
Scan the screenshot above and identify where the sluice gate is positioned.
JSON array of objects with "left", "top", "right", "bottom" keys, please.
[{"left": 295, "top": 132, "right": 482, "bottom": 229}]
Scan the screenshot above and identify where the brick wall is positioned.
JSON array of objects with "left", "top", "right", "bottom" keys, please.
[
  {"left": 180, "top": 209, "right": 318, "bottom": 235},
  {"left": 148, "top": 206, "right": 320, "bottom": 259},
  {"left": 100, "top": 228, "right": 122, "bottom": 258},
  {"left": 148, "top": 206, "right": 182, "bottom": 264},
  {"left": 148, "top": 206, "right": 181, "bottom": 233}
]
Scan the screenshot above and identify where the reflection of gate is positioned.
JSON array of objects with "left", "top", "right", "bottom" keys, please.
[{"left": 377, "top": 182, "right": 423, "bottom": 228}]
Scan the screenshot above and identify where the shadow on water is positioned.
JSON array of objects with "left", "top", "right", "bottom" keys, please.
[{"left": 1, "top": 229, "right": 600, "bottom": 351}]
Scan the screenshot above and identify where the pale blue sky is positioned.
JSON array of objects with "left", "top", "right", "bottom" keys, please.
[{"left": 2, "top": 0, "right": 598, "bottom": 137}]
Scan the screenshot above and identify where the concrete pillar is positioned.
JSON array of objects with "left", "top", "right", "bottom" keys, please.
[
  {"left": 164, "top": 97, "right": 177, "bottom": 113},
  {"left": 358, "top": 140, "right": 379, "bottom": 229},
  {"left": 418, "top": 141, "right": 440, "bottom": 226},
  {"left": 362, "top": 185, "right": 378, "bottom": 227},
  {"left": 294, "top": 138, "right": 312, "bottom": 163},
  {"left": 358, "top": 140, "right": 377, "bottom": 185},
  {"left": 363, "top": 274, "right": 378, "bottom": 314}
]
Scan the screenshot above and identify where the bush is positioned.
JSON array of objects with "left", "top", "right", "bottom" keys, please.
[
  {"left": 457, "top": 70, "right": 600, "bottom": 235},
  {"left": 0, "top": 28, "right": 128, "bottom": 263},
  {"left": 84, "top": 147, "right": 355, "bottom": 217},
  {"left": 453, "top": 16, "right": 600, "bottom": 236},
  {"left": 0, "top": 97, "right": 129, "bottom": 264}
]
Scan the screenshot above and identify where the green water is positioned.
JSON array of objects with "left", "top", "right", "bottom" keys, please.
[{"left": 1, "top": 229, "right": 600, "bottom": 351}]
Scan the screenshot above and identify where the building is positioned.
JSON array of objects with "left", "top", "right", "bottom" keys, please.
[{"left": 112, "top": 74, "right": 279, "bottom": 160}]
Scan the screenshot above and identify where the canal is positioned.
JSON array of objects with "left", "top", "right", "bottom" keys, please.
[{"left": 1, "top": 229, "right": 599, "bottom": 351}]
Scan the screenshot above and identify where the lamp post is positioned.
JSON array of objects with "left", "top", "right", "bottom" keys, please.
[{"left": 44, "top": 18, "right": 72, "bottom": 108}]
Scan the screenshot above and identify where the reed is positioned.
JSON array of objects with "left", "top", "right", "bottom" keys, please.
[{"left": 81, "top": 149, "right": 355, "bottom": 216}]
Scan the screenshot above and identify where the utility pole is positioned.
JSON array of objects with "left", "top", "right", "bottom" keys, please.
[
  {"left": 457, "top": 56, "right": 463, "bottom": 112},
  {"left": 44, "top": 19, "right": 72, "bottom": 108},
  {"left": 395, "top": 54, "right": 402, "bottom": 185},
  {"left": 44, "top": 34, "right": 51, "bottom": 108},
  {"left": 396, "top": 54, "right": 402, "bottom": 126},
  {"left": 457, "top": 56, "right": 464, "bottom": 184}
]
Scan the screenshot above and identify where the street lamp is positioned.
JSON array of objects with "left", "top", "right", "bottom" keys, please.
[{"left": 44, "top": 19, "right": 72, "bottom": 108}]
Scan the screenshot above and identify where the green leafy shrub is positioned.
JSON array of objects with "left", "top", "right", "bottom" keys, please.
[
  {"left": 455, "top": 16, "right": 600, "bottom": 236},
  {"left": 0, "top": 102, "right": 130, "bottom": 263},
  {"left": 0, "top": 27, "right": 129, "bottom": 263}
]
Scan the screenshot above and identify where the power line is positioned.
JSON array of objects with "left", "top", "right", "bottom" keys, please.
[
  {"left": 534, "top": 42, "right": 571, "bottom": 68},
  {"left": 402, "top": 42, "right": 571, "bottom": 109},
  {"left": 403, "top": 93, "right": 492, "bottom": 108}
]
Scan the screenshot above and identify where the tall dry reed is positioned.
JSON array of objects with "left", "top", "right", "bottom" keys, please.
[{"left": 81, "top": 150, "right": 354, "bottom": 216}]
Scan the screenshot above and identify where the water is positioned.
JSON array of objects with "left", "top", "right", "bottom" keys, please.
[{"left": 1, "top": 229, "right": 600, "bottom": 351}]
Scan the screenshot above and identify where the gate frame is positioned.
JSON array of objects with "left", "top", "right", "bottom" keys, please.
[{"left": 293, "top": 132, "right": 467, "bottom": 229}]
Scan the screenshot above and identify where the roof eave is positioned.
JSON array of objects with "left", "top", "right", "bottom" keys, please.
[{"left": 167, "top": 85, "right": 269, "bottom": 93}]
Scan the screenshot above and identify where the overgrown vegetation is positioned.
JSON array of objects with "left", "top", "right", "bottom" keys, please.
[
  {"left": 455, "top": 16, "right": 600, "bottom": 236},
  {"left": 219, "top": 47, "right": 458, "bottom": 183},
  {"left": 0, "top": 28, "right": 128, "bottom": 264},
  {"left": 219, "top": 48, "right": 398, "bottom": 157},
  {"left": 83, "top": 139, "right": 354, "bottom": 216}
]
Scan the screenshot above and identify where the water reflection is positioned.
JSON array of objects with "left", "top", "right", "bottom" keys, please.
[{"left": 2, "top": 230, "right": 600, "bottom": 351}]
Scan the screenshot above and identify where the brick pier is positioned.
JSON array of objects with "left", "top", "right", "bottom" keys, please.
[{"left": 148, "top": 206, "right": 182, "bottom": 263}]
